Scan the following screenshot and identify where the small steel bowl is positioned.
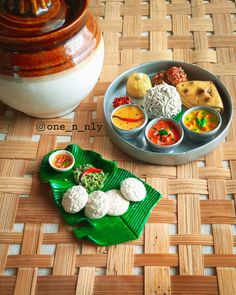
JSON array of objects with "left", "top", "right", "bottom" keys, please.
[
  {"left": 49, "top": 150, "right": 75, "bottom": 172},
  {"left": 110, "top": 104, "right": 148, "bottom": 140},
  {"left": 145, "top": 118, "right": 184, "bottom": 152},
  {"left": 181, "top": 106, "right": 222, "bottom": 142}
]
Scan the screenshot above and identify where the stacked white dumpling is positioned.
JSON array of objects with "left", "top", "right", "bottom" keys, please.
[{"left": 61, "top": 178, "right": 147, "bottom": 219}]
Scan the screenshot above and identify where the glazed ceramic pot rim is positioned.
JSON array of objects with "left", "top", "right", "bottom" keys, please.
[
  {"left": 181, "top": 105, "right": 222, "bottom": 137},
  {"left": 145, "top": 117, "right": 184, "bottom": 150},
  {"left": 0, "top": 0, "right": 89, "bottom": 48}
]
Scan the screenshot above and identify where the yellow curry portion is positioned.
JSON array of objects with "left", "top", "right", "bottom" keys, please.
[
  {"left": 112, "top": 105, "right": 145, "bottom": 130},
  {"left": 184, "top": 109, "right": 219, "bottom": 133}
]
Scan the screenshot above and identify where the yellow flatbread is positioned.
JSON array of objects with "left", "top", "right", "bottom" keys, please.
[{"left": 176, "top": 81, "right": 224, "bottom": 112}]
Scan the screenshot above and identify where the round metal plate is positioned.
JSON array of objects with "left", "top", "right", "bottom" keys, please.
[{"left": 103, "top": 61, "right": 233, "bottom": 165}]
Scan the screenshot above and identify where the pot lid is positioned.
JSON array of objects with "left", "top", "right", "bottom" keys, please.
[{"left": 0, "top": 0, "right": 81, "bottom": 37}]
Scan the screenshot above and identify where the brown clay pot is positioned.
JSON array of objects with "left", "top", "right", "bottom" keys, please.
[{"left": 0, "top": 0, "right": 104, "bottom": 118}]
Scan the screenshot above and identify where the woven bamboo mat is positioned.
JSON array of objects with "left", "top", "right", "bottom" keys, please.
[{"left": 1, "top": 0, "right": 236, "bottom": 294}]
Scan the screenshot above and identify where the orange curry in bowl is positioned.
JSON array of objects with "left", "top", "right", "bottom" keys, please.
[
  {"left": 49, "top": 150, "right": 75, "bottom": 172},
  {"left": 52, "top": 153, "right": 74, "bottom": 169}
]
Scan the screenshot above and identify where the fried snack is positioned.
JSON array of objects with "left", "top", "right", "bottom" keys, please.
[
  {"left": 152, "top": 67, "right": 187, "bottom": 86},
  {"left": 165, "top": 66, "right": 187, "bottom": 86},
  {"left": 152, "top": 71, "right": 166, "bottom": 85},
  {"left": 126, "top": 73, "right": 152, "bottom": 98},
  {"left": 176, "top": 81, "right": 224, "bottom": 112}
]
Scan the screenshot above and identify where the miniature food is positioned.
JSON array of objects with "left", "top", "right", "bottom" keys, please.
[
  {"left": 62, "top": 185, "right": 88, "bottom": 214},
  {"left": 111, "top": 105, "right": 145, "bottom": 130},
  {"left": 120, "top": 178, "right": 146, "bottom": 202},
  {"left": 176, "top": 81, "right": 224, "bottom": 112},
  {"left": 144, "top": 83, "right": 182, "bottom": 119},
  {"left": 152, "top": 71, "right": 166, "bottom": 85},
  {"left": 152, "top": 66, "right": 187, "bottom": 86},
  {"left": 126, "top": 72, "right": 152, "bottom": 98},
  {"left": 112, "top": 96, "right": 133, "bottom": 108},
  {"left": 147, "top": 119, "right": 181, "bottom": 145},
  {"left": 74, "top": 164, "right": 107, "bottom": 192},
  {"left": 52, "top": 153, "right": 73, "bottom": 169},
  {"left": 165, "top": 66, "right": 188, "bottom": 86},
  {"left": 184, "top": 109, "right": 219, "bottom": 132},
  {"left": 106, "top": 189, "right": 130, "bottom": 216},
  {"left": 84, "top": 191, "right": 110, "bottom": 219},
  {"left": 49, "top": 150, "right": 75, "bottom": 172}
]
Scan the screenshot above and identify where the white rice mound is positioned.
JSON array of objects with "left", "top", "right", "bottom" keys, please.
[
  {"left": 62, "top": 185, "right": 88, "bottom": 214},
  {"left": 84, "top": 191, "right": 110, "bottom": 219},
  {"left": 120, "top": 178, "right": 146, "bottom": 202},
  {"left": 106, "top": 190, "right": 130, "bottom": 216},
  {"left": 144, "top": 83, "right": 182, "bottom": 119}
]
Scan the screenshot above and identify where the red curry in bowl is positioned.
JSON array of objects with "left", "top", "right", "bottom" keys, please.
[
  {"left": 49, "top": 150, "right": 75, "bottom": 172},
  {"left": 147, "top": 119, "right": 181, "bottom": 146},
  {"left": 145, "top": 117, "right": 184, "bottom": 152},
  {"left": 53, "top": 153, "right": 74, "bottom": 169}
]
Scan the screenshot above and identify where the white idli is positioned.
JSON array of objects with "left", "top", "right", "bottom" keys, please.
[
  {"left": 120, "top": 178, "right": 146, "bottom": 202},
  {"left": 62, "top": 185, "right": 88, "bottom": 214},
  {"left": 106, "top": 189, "right": 130, "bottom": 216},
  {"left": 84, "top": 191, "right": 110, "bottom": 219}
]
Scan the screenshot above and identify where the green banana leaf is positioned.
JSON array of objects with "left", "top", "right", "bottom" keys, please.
[{"left": 40, "top": 144, "right": 162, "bottom": 246}]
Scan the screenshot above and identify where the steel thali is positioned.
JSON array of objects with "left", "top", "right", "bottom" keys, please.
[{"left": 103, "top": 61, "right": 233, "bottom": 165}]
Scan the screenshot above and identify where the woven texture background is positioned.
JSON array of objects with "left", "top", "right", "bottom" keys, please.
[{"left": 1, "top": 0, "right": 236, "bottom": 294}]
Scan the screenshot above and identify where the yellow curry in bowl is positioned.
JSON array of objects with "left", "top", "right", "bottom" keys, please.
[
  {"left": 182, "top": 105, "right": 222, "bottom": 142},
  {"left": 183, "top": 109, "right": 219, "bottom": 133},
  {"left": 111, "top": 105, "right": 145, "bottom": 130}
]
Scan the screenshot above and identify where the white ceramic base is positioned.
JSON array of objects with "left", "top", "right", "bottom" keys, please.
[
  {"left": 26, "top": 105, "right": 78, "bottom": 119},
  {"left": 0, "top": 37, "right": 104, "bottom": 118}
]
